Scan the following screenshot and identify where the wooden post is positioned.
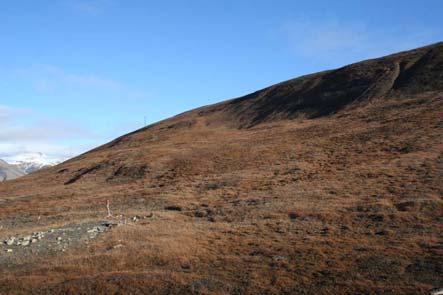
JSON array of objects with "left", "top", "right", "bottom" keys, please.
[{"left": 106, "top": 200, "right": 112, "bottom": 217}]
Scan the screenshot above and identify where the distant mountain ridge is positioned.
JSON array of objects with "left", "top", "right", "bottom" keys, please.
[
  {"left": 13, "top": 161, "right": 53, "bottom": 174},
  {"left": 7, "top": 152, "right": 61, "bottom": 174},
  {"left": 0, "top": 159, "right": 25, "bottom": 181},
  {"left": 0, "top": 153, "right": 61, "bottom": 181}
]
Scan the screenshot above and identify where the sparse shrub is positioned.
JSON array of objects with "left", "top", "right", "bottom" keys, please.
[
  {"left": 164, "top": 205, "right": 182, "bottom": 211},
  {"left": 201, "top": 177, "right": 239, "bottom": 191},
  {"left": 288, "top": 211, "right": 299, "bottom": 220}
]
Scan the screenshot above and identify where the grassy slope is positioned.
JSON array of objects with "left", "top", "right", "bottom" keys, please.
[{"left": 0, "top": 44, "right": 442, "bottom": 294}]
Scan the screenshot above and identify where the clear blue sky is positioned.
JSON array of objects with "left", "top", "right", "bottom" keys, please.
[{"left": 1, "top": 0, "right": 442, "bottom": 161}]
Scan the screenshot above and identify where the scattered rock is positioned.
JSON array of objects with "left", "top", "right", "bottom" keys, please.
[
  {"left": 1, "top": 221, "right": 115, "bottom": 254},
  {"left": 33, "top": 232, "right": 45, "bottom": 239},
  {"left": 101, "top": 220, "right": 118, "bottom": 227},
  {"left": 5, "top": 249, "right": 12, "bottom": 253},
  {"left": 273, "top": 255, "right": 287, "bottom": 262},
  {"left": 4, "top": 237, "right": 15, "bottom": 246},
  {"left": 87, "top": 225, "right": 107, "bottom": 233}
]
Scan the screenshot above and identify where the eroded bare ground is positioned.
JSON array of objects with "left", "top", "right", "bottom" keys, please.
[{"left": 0, "top": 43, "right": 443, "bottom": 294}]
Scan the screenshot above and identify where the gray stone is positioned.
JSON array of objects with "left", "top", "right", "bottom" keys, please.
[
  {"left": 4, "top": 237, "right": 15, "bottom": 246},
  {"left": 87, "top": 226, "right": 107, "bottom": 233},
  {"left": 101, "top": 221, "right": 117, "bottom": 227}
]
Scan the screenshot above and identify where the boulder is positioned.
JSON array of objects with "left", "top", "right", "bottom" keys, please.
[{"left": 4, "top": 237, "right": 15, "bottom": 246}]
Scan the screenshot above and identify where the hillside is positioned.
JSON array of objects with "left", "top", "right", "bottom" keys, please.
[{"left": 0, "top": 43, "right": 442, "bottom": 294}]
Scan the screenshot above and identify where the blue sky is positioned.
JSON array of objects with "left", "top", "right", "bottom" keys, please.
[{"left": 1, "top": 0, "right": 442, "bottom": 161}]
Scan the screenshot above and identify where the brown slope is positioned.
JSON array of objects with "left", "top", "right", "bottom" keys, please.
[
  {"left": 49, "top": 41, "right": 442, "bottom": 165},
  {"left": 0, "top": 43, "right": 442, "bottom": 294},
  {"left": 48, "top": 41, "right": 443, "bottom": 182}
]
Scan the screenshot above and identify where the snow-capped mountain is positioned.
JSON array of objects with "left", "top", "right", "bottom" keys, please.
[{"left": 3, "top": 153, "right": 62, "bottom": 175}]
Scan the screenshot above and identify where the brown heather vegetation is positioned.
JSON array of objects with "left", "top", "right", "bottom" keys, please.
[{"left": 0, "top": 43, "right": 442, "bottom": 294}]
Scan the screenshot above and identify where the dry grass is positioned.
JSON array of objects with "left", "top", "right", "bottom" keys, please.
[{"left": 0, "top": 90, "right": 442, "bottom": 294}]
